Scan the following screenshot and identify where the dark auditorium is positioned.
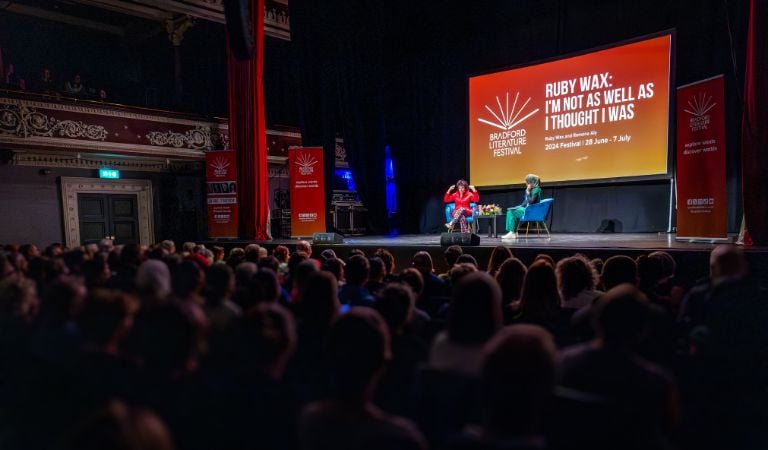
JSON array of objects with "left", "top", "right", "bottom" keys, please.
[{"left": 0, "top": 1, "right": 767, "bottom": 449}]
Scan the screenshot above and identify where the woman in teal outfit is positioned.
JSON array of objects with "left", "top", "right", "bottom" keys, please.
[{"left": 502, "top": 174, "right": 541, "bottom": 239}]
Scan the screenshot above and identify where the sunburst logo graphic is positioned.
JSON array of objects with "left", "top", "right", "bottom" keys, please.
[
  {"left": 684, "top": 92, "right": 716, "bottom": 117},
  {"left": 209, "top": 157, "right": 230, "bottom": 177},
  {"left": 295, "top": 152, "right": 318, "bottom": 176},
  {"left": 478, "top": 91, "right": 540, "bottom": 131}
]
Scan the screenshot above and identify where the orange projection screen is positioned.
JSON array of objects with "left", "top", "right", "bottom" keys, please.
[{"left": 469, "top": 33, "right": 673, "bottom": 187}]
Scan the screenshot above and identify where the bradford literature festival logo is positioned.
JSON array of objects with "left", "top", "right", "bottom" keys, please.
[
  {"left": 295, "top": 152, "right": 318, "bottom": 176},
  {"left": 478, "top": 91, "right": 538, "bottom": 157},
  {"left": 684, "top": 91, "right": 715, "bottom": 132},
  {"left": 210, "top": 157, "right": 230, "bottom": 178}
]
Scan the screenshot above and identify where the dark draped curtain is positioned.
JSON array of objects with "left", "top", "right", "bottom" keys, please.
[
  {"left": 741, "top": 0, "right": 768, "bottom": 245},
  {"left": 227, "top": 0, "right": 270, "bottom": 240}
]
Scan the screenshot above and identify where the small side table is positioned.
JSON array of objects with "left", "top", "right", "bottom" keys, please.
[{"left": 476, "top": 214, "right": 505, "bottom": 238}]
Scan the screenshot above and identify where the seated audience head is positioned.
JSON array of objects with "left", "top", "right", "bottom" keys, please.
[
  {"left": 443, "top": 245, "right": 463, "bottom": 269},
  {"left": 249, "top": 268, "right": 281, "bottom": 305},
  {"left": 374, "top": 248, "right": 396, "bottom": 276},
  {"left": 601, "top": 255, "right": 639, "bottom": 289},
  {"left": 374, "top": 283, "right": 415, "bottom": 335},
  {"left": 244, "top": 244, "right": 261, "bottom": 263},
  {"left": 41, "top": 276, "right": 86, "bottom": 323},
  {"left": 212, "top": 246, "right": 225, "bottom": 263},
  {"left": 591, "top": 283, "right": 650, "bottom": 347},
  {"left": 556, "top": 255, "right": 598, "bottom": 299},
  {"left": 181, "top": 242, "right": 196, "bottom": 254},
  {"left": 139, "top": 301, "right": 207, "bottom": 375},
  {"left": 349, "top": 248, "right": 365, "bottom": 258},
  {"left": 171, "top": 261, "right": 205, "bottom": 299},
  {"left": 495, "top": 257, "right": 527, "bottom": 305},
  {"left": 20, "top": 244, "right": 40, "bottom": 260},
  {"left": 648, "top": 251, "right": 676, "bottom": 280},
  {"left": 709, "top": 244, "right": 748, "bottom": 280},
  {"left": 136, "top": 260, "right": 171, "bottom": 303},
  {"left": 326, "top": 308, "right": 391, "bottom": 400},
  {"left": 455, "top": 253, "right": 478, "bottom": 268},
  {"left": 591, "top": 257, "right": 604, "bottom": 275},
  {"left": 273, "top": 245, "right": 290, "bottom": 263},
  {"left": 411, "top": 251, "right": 435, "bottom": 274},
  {"left": 296, "top": 240, "right": 312, "bottom": 257},
  {"left": 65, "top": 400, "right": 174, "bottom": 450},
  {"left": 292, "top": 259, "right": 320, "bottom": 295},
  {"left": 99, "top": 238, "right": 114, "bottom": 254},
  {"left": 321, "top": 257, "right": 345, "bottom": 283},
  {"left": 204, "top": 263, "right": 234, "bottom": 306},
  {"left": 399, "top": 268, "right": 424, "bottom": 298},
  {"left": 257, "top": 256, "right": 280, "bottom": 273},
  {"left": 0, "top": 275, "right": 38, "bottom": 323},
  {"left": 448, "top": 262, "right": 477, "bottom": 286},
  {"left": 344, "top": 255, "right": 370, "bottom": 287},
  {"left": 483, "top": 324, "right": 557, "bottom": 434},
  {"left": 297, "top": 271, "right": 340, "bottom": 331},
  {"left": 234, "top": 262, "right": 258, "bottom": 291},
  {"left": 518, "top": 260, "right": 560, "bottom": 321},
  {"left": 320, "top": 249, "right": 339, "bottom": 262},
  {"left": 533, "top": 253, "right": 555, "bottom": 268},
  {"left": 81, "top": 255, "right": 111, "bottom": 290},
  {"left": 287, "top": 251, "right": 310, "bottom": 277},
  {"left": 487, "top": 245, "right": 513, "bottom": 276},
  {"left": 160, "top": 240, "right": 176, "bottom": 254},
  {"left": 240, "top": 303, "right": 296, "bottom": 379},
  {"left": 120, "top": 243, "right": 144, "bottom": 267},
  {"left": 367, "top": 257, "right": 386, "bottom": 283},
  {"left": 78, "top": 289, "right": 135, "bottom": 351},
  {"left": 448, "top": 272, "right": 502, "bottom": 345},
  {"left": 637, "top": 254, "right": 665, "bottom": 291}
]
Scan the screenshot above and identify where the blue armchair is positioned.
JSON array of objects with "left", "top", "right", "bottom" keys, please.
[
  {"left": 517, "top": 198, "right": 554, "bottom": 237},
  {"left": 445, "top": 202, "right": 478, "bottom": 233}
]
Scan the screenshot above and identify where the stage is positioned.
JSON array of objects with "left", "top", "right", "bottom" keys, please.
[{"left": 211, "top": 233, "right": 767, "bottom": 288}]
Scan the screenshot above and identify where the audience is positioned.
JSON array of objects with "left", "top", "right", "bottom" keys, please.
[{"left": 0, "top": 239, "right": 765, "bottom": 450}]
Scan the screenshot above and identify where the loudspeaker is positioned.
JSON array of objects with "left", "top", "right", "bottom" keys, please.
[
  {"left": 223, "top": 0, "right": 255, "bottom": 61},
  {"left": 440, "top": 232, "right": 480, "bottom": 246},
  {"left": 313, "top": 232, "right": 344, "bottom": 244}
]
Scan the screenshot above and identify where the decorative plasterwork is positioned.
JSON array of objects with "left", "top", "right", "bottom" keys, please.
[
  {"left": 0, "top": 103, "right": 108, "bottom": 141},
  {"left": 60, "top": 177, "right": 155, "bottom": 248},
  {"left": 0, "top": 95, "right": 228, "bottom": 159},
  {"left": 11, "top": 151, "right": 203, "bottom": 173}
]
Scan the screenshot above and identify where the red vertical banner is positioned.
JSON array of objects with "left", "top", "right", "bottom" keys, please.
[
  {"left": 206, "top": 150, "right": 239, "bottom": 238},
  {"left": 289, "top": 147, "right": 326, "bottom": 237},
  {"left": 675, "top": 75, "right": 727, "bottom": 240}
]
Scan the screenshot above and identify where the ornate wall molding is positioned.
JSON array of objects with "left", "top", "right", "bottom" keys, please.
[
  {"left": 11, "top": 151, "right": 203, "bottom": 173},
  {"left": 0, "top": 95, "right": 228, "bottom": 159},
  {"left": 60, "top": 177, "right": 155, "bottom": 248}
]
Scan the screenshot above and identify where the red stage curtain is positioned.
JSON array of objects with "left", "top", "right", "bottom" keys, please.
[
  {"left": 226, "top": 0, "right": 270, "bottom": 240},
  {"left": 741, "top": 0, "right": 768, "bottom": 245}
]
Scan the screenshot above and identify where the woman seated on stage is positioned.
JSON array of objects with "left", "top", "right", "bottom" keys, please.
[
  {"left": 502, "top": 174, "right": 541, "bottom": 240},
  {"left": 444, "top": 179, "right": 479, "bottom": 232}
]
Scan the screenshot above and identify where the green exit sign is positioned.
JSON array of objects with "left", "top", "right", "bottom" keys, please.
[{"left": 99, "top": 169, "right": 120, "bottom": 179}]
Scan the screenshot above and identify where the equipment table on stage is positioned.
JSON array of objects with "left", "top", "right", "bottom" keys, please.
[{"left": 475, "top": 214, "right": 505, "bottom": 238}]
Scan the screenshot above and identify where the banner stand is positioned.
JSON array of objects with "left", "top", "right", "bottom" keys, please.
[
  {"left": 289, "top": 147, "right": 327, "bottom": 238},
  {"left": 674, "top": 75, "right": 728, "bottom": 242}
]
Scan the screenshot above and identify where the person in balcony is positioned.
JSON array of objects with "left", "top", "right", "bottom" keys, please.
[
  {"left": 444, "top": 179, "right": 479, "bottom": 233},
  {"left": 502, "top": 174, "right": 541, "bottom": 240},
  {"left": 65, "top": 74, "right": 84, "bottom": 96}
]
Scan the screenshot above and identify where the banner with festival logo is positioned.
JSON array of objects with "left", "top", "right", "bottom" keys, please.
[
  {"left": 675, "top": 75, "right": 728, "bottom": 240},
  {"left": 289, "top": 147, "right": 326, "bottom": 237},
  {"left": 206, "top": 150, "right": 239, "bottom": 238}
]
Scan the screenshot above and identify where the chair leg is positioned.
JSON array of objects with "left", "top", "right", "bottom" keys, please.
[
  {"left": 543, "top": 221, "right": 550, "bottom": 238},
  {"left": 526, "top": 222, "right": 530, "bottom": 237}
]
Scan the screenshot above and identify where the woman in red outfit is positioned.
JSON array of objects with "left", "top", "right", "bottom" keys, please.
[{"left": 444, "top": 179, "right": 479, "bottom": 232}]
